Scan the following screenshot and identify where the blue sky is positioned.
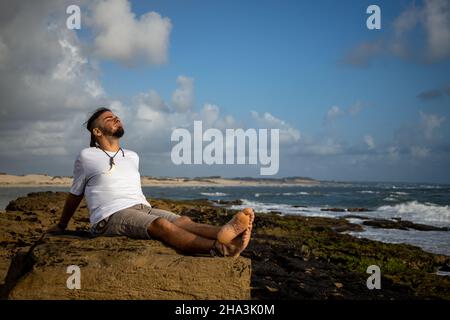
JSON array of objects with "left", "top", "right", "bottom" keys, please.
[
  {"left": 98, "top": 0, "right": 449, "bottom": 136},
  {"left": 100, "top": 0, "right": 450, "bottom": 182},
  {"left": 0, "top": 0, "right": 449, "bottom": 183}
]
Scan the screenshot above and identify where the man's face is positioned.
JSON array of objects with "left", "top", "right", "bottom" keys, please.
[{"left": 96, "top": 111, "right": 125, "bottom": 138}]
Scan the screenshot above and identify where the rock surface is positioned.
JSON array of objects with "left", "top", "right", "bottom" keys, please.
[
  {"left": 0, "top": 192, "right": 250, "bottom": 300},
  {"left": 6, "top": 234, "right": 250, "bottom": 300},
  {"left": 363, "top": 218, "right": 450, "bottom": 231}
]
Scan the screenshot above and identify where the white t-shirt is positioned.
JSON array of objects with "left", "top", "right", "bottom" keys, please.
[{"left": 70, "top": 147, "right": 151, "bottom": 226}]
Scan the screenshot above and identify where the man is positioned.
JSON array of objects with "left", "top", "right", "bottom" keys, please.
[{"left": 48, "top": 108, "right": 254, "bottom": 257}]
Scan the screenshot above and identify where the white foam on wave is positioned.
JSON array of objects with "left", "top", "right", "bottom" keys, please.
[
  {"left": 282, "top": 192, "right": 310, "bottom": 196},
  {"left": 419, "top": 184, "right": 445, "bottom": 189},
  {"left": 253, "top": 191, "right": 311, "bottom": 197},
  {"left": 200, "top": 192, "right": 227, "bottom": 197},
  {"left": 375, "top": 201, "right": 450, "bottom": 227},
  {"left": 253, "top": 192, "right": 274, "bottom": 197},
  {"left": 233, "top": 199, "right": 450, "bottom": 227},
  {"left": 358, "top": 190, "right": 379, "bottom": 194},
  {"left": 346, "top": 227, "right": 450, "bottom": 256},
  {"left": 230, "top": 199, "right": 347, "bottom": 218}
]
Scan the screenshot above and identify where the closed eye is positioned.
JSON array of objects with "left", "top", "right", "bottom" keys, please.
[{"left": 104, "top": 116, "right": 118, "bottom": 122}]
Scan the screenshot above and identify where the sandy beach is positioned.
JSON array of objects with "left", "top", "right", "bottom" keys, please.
[{"left": 0, "top": 174, "right": 319, "bottom": 187}]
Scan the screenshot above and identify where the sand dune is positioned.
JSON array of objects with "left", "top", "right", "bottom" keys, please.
[{"left": 0, "top": 174, "right": 319, "bottom": 187}]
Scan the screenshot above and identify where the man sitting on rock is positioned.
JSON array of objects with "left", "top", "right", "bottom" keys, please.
[{"left": 48, "top": 108, "right": 254, "bottom": 257}]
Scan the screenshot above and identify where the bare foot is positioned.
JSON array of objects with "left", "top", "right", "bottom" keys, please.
[
  {"left": 235, "top": 227, "right": 251, "bottom": 257},
  {"left": 243, "top": 208, "right": 254, "bottom": 232},
  {"left": 215, "top": 231, "right": 251, "bottom": 257},
  {"left": 217, "top": 211, "right": 249, "bottom": 244}
]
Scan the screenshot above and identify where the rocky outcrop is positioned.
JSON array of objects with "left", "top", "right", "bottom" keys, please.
[
  {"left": 0, "top": 192, "right": 251, "bottom": 300},
  {"left": 363, "top": 218, "right": 450, "bottom": 231},
  {"left": 5, "top": 234, "right": 250, "bottom": 300}
]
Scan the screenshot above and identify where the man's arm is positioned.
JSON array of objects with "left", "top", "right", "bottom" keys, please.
[{"left": 47, "top": 193, "right": 84, "bottom": 233}]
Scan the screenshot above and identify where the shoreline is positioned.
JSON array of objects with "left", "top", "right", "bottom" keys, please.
[
  {"left": 0, "top": 174, "right": 320, "bottom": 188},
  {"left": 1, "top": 192, "right": 449, "bottom": 299}
]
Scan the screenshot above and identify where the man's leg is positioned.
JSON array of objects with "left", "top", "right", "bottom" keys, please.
[
  {"left": 172, "top": 208, "right": 255, "bottom": 242},
  {"left": 148, "top": 218, "right": 244, "bottom": 256},
  {"left": 173, "top": 216, "right": 221, "bottom": 239}
]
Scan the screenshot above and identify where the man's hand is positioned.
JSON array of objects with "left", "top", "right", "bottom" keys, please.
[{"left": 48, "top": 193, "right": 83, "bottom": 235}]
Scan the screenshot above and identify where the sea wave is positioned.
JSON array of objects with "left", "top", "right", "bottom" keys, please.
[
  {"left": 200, "top": 192, "right": 227, "bottom": 197},
  {"left": 254, "top": 191, "right": 311, "bottom": 197},
  {"left": 230, "top": 199, "right": 347, "bottom": 218},
  {"left": 375, "top": 201, "right": 450, "bottom": 227},
  {"left": 282, "top": 192, "right": 310, "bottom": 196},
  {"left": 232, "top": 199, "right": 450, "bottom": 228}
]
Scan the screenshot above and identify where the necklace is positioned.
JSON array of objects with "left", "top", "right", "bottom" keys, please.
[{"left": 97, "top": 146, "right": 124, "bottom": 172}]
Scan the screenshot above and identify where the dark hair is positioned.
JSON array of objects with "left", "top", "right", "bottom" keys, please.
[{"left": 84, "top": 107, "right": 111, "bottom": 147}]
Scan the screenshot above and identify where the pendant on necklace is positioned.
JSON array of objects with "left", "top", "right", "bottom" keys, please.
[
  {"left": 108, "top": 163, "right": 116, "bottom": 173},
  {"left": 107, "top": 158, "right": 116, "bottom": 174}
]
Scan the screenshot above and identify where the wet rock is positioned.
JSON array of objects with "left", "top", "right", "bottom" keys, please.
[
  {"left": 439, "top": 264, "right": 450, "bottom": 272},
  {"left": 212, "top": 199, "right": 243, "bottom": 205},
  {"left": 342, "top": 215, "right": 370, "bottom": 220},
  {"left": 269, "top": 211, "right": 282, "bottom": 215},
  {"left": 331, "top": 223, "right": 363, "bottom": 233},
  {"left": 321, "top": 208, "right": 345, "bottom": 212},
  {"left": 346, "top": 208, "right": 370, "bottom": 212},
  {"left": 363, "top": 219, "right": 450, "bottom": 231}
]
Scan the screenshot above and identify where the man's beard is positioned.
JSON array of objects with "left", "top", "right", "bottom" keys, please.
[
  {"left": 113, "top": 126, "right": 125, "bottom": 138},
  {"left": 102, "top": 126, "right": 125, "bottom": 138}
]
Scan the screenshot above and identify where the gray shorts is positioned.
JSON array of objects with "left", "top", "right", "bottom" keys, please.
[{"left": 91, "top": 204, "right": 181, "bottom": 239}]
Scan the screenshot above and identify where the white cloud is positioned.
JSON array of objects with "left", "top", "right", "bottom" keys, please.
[
  {"left": 52, "top": 39, "right": 87, "bottom": 81},
  {"left": 91, "top": 0, "right": 172, "bottom": 66},
  {"left": 323, "top": 102, "right": 365, "bottom": 125},
  {"left": 0, "top": 36, "right": 9, "bottom": 67},
  {"left": 200, "top": 103, "right": 220, "bottom": 127},
  {"left": 364, "top": 135, "right": 375, "bottom": 150},
  {"left": 250, "top": 111, "right": 301, "bottom": 144},
  {"left": 122, "top": 76, "right": 240, "bottom": 154},
  {"left": 348, "top": 101, "right": 364, "bottom": 115},
  {"left": 420, "top": 111, "right": 446, "bottom": 139},
  {"left": 109, "top": 100, "right": 126, "bottom": 117},
  {"left": 297, "top": 136, "right": 343, "bottom": 156},
  {"left": 171, "top": 75, "right": 195, "bottom": 113},
  {"left": 136, "top": 89, "right": 169, "bottom": 113},
  {"left": 393, "top": 4, "right": 421, "bottom": 37},
  {"left": 324, "top": 105, "right": 343, "bottom": 123},
  {"left": 0, "top": 1, "right": 108, "bottom": 159},
  {"left": 391, "top": 0, "right": 450, "bottom": 61},
  {"left": 345, "top": 0, "right": 450, "bottom": 65},
  {"left": 424, "top": 0, "right": 450, "bottom": 60},
  {"left": 85, "top": 80, "right": 105, "bottom": 98},
  {"left": 388, "top": 146, "right": 400, "bottom": 161},
  {"left": 341, "top": 41, "right": 384, "bottom": 67},
  {"left": 411, "top": 146, "right": 430, "bottom": 158}
]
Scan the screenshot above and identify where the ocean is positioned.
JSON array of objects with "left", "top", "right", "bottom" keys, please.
[{"left": 1, "top": 181, "right": 449, "bottom": 256}]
